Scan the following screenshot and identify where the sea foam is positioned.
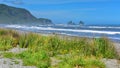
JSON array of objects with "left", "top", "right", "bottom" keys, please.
[{"left": 4, "top": 25, "right": 120, "bottom": 35}]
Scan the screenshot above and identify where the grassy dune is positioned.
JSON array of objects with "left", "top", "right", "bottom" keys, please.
[{"left": 0, "top": 29, "right": 117, "bottom": 68}]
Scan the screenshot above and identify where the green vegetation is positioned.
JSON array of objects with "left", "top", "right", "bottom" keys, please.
[
  {"left": 18, "top": 50, "right": 50, "bottom": 67},
  {"left": 56, "top": 56, "right": 105, "bottom": 68},
  {"left": 12, "top": 60, "right": 20, "bottom": 64},
  {"left": 0, "top": 4, "right": 53, "bottom": 24},
  {"left": 0, "top": 29, "right": 117, "bottom": 68}
]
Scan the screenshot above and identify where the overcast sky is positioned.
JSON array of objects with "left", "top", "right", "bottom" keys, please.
[{"left": 0, "top": 0, "right": 120, "bottom": 25}]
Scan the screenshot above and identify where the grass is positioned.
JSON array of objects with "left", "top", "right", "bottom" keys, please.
[
  {"left": 12, "top": 60, "right": 20, "bottom": 64},
  {"left": 54, "top": 55, "right": 105, "bottom": 68},
  {"left": 3, "top": 52, "right": 16, "bottom": 58},
  {"left": 18, "top": 50, "right": 50, "bottom": 68},
  {"left": 0, "top": 28, "right": 118, "bottom": 68}
]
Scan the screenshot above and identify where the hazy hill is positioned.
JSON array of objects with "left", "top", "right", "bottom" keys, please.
[{"left": 0, "top": 4, "right": 53, "bottom": 25}]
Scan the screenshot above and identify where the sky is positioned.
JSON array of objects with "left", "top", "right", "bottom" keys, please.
[{"left": 0, "top": 0, "right": 120, "bottom": 25}]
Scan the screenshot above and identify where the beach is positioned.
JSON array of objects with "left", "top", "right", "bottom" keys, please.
[
  {"left": 0, "top": 24, "right": 120, "bottom": 42},
  {"left": 0, "top": 1, "right": 120, "bottom": 68},
  {"left": 0, "top": 29, "right": 120, "bottom": 68}
]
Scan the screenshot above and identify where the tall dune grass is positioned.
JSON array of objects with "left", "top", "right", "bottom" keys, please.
[{"left": 0, "top": 29, "right": 117, "bottom": 68}]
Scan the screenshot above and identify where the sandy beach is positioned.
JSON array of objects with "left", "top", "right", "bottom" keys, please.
[
  {"left": 0, "top": 29, "right": 120, "bottom": 68},
  {"left": 0, "top": 42, "right": 120, "bottom": 68}
]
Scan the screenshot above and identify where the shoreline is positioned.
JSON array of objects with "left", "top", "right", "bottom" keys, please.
[
  {"left": 0, "top": 28, "right": 120, "bottom": 68},
  {"left": 0, "top": 27, "right": 120, "bottom": 44},
  {"left": 12, "top": 28, "right": 120, "bottom": 43},
  {"left": 1, "top": 28, "right": 120, "bottom": 43},
  {"left": 0, "top": 27, "right": 120, "bottom": 43}
]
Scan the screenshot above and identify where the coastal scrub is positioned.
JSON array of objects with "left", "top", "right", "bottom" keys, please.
[{"left": 0, "top": 29, "right": 117, "bottom": 68}]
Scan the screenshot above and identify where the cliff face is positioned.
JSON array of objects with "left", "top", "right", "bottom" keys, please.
[{"left": 0, "top": 4, "right": 53, "bottom": 24}]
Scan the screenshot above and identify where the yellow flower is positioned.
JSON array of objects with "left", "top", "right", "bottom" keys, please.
[{"left": 76, "top": 50, "right": 79, "bottom": 52}]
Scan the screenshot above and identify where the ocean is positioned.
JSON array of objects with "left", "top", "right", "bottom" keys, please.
[{"left": 0, "top": 24, "right": 120, "bottom": 42}]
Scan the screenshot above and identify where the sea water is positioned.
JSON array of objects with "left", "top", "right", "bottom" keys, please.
[{"left": 0, "top": 24, "right": 120, "bottom": 42}]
